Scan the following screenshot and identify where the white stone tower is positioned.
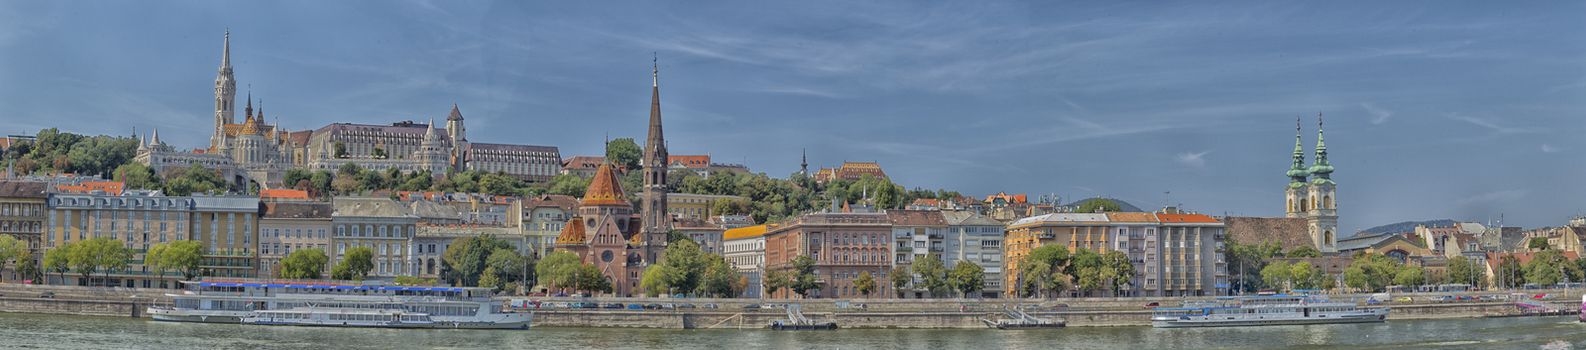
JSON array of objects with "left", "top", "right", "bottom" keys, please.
[
  {"left": 212, "top": 30, "right": 237, "bottom": 150},
  {"left": 446, "top": 104, "right": 468, "bottom": 172},
  {"left": 1306, "top": 114, "right": 1338, "bottom": 252}
]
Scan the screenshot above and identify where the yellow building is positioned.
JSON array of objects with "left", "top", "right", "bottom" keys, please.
[{"left": 45, "top": 191, "right": 260, "bottom": 288}]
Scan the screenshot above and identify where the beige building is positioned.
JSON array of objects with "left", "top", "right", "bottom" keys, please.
[
  {"left": 667, "top": 193, "right": 747, "bottom": 220},
  {"left": 45, "top": 191, "right": 260, "bottom": 288},
  {"left": 330, "top": 197, "right": 417, "bottom": 278},
  {"left": 258, "top": 202, "right": 333, "bottom": 278}
]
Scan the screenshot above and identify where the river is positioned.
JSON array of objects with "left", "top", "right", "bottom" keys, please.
[{"left": 0, "top": 313, "right": 1580, "bottom": 349}]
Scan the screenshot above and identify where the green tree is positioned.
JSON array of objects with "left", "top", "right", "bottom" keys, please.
[
  {"left": 889, "top": 265, "right": 911, "bottom": 298},
  {"left": 15, "top": 254, "right": 39, "bottom": 283},
  {"left": 1262, "top": 261, "right": 1293, "bottom": 291},
  {"left": 43, "top": 244, "right": 71, "bottom": 284},
  {"left": 948, "top": 261, "right": 985, "bottom": 297},
  {"left": 913, "top": 255, "right": 949, "bottom": 297},
  {"left": 485, "top": 247, "right": 535, "bottom": 291},
  {"left": 113, "top": 162, "right": 160, "bottom": 190},
  {"left": 641, "top": 264, "right": 683, "bottom": 297},
  {"left": 333, "top": 141, "right": 348, "bottom": 158},
  {"left": 639, "top": 240, "right": 717, "bottom": 296},
  {"left": 1524, "top": 249, "right": 1582, "bottom": 286},
  {"left": 710, "top": 198, "right": 751, "bottom": 216},
  {"left": 163, "top": 164, "right": 229, "bottom": 196},
  {"left": 161, "top": 240, "right": 205, "bottom": 281},
  {"left": 1101, "top": 250, "right": 1135, "bottom": 294},
  {"left": 1394, "top": 265, "right": 1426, "bottom": 288},
  {"left": 1074, "top": 198, "right": 1122, "bottom": 213},
  {"left": 545, "top": 174, "right": 591, "bottom": 198},
  {"left": 279, "top": 248, "right": 329, "bottom": 279},
  {"left": 1017, "top": 245, "right": 1073, "bottom": 298},
  {"left": 441, "top": 236, "right": 515, "bottom": 287},
  {"left": 478, "top": 267, "right": 504, "bottom": 292},
  {"left": 575, "top": 263, "right": 613, "bottom": 294},
  {"left": 0, "top": 235, "right": 26, "bottom": 283},
  {"left": 1446, "top": 256, "right": 1481, "bottom": 287},
  {"left": 1289, "top": 261, "right": 1322, "bottom": 290},
  {"left": 536, "top": 251, "right": 583, "bottom": 292},
  {"left": 697, "top": 256, "right": 740, "bottom": 298},
  {"left": 1527, "top": 237, "right": 1550, "bottom": 251},
  {"left": 1287, "top": 246, "right": 1322, "bottom": 258},
  {"left": 309, "top": 170, "right": 334, "bottom": 198},
  {"left": 143, "top": 243, "right": 169, "bottom": 282},
  {"left": 789, "top": 255, "right": 819, "bottom": 298},
  {"left": 1342, "top": 253, "right": 1401, "bottom": 292},
  {"left": 604, "top": 138, "right": 642, "bottom": 170},
  {"left": 854, "top": 271, "right": 877, "bottom": 298},
  {"left": 764, "top": 269, "right": 789, "bottom": 298},
  {"left": 334, "top": 246, "right": 375, "bottom": 280},
  {"left": 1495, "top": 255, "right": 1526, "bottom": 288}
]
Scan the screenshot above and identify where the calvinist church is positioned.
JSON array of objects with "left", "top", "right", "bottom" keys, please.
[{"left": 552, "top": 61, "right": 674, "bottom": 297}]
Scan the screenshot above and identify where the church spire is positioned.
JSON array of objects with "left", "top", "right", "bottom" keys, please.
[
  {"left": 245, "top": 91, "right": 254, "bottom": 119},
  {"left": 220, "top": 29, "right": 232, "bottom": 73},
  {"left": 640, "top": 55, "right": 671, "bottom": 260},
  {"left": 800, "top": 148, "right": 809, "bottom": 175},
  {"left": 1309, "top": 113, "right": 1334, "bottom": 182},
  {"left": 1286, "top": 116, "right": 1309, "bottom": 184}
]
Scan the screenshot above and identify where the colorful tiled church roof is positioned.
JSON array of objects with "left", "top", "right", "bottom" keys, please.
[
  {"left": 581, "top": 162, "right": 627, "bottom": 206},
  {"left": 555, "top": 217, "right": 588, "bottom": 245}
]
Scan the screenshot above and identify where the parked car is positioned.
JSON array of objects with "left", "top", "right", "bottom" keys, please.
[
  {"left": 1433, "top": 295, "right": 1455, "bottom": 302},
  {"left": 703, "top": 303, "right": 720, "bottom": 309},
  {"left": 552, "top": 292, "right": 569, "bottom": 297},
  {"left": 627, "top": 304, "right": 645, "bottom": 310},
  {"left": 741, "top": 304, "right": 761, "bottom": 310},
  {"left": 1142, "top": 302, "right": 1160, "bottom": 309},
  {"left": 38, "top": 292, "right": 54, "bottom": 299},
  {"left": 576, "top": 302, "right": 600, "bottom": 309},
  {"left": 676, "top": 303, "right": 696, "bottom": 309},
  {"left": 672, "top": 293, "right": 687, "bottom": 298},
  {"left": 645, "top": 303, "right": 663, "bottom": 310},
  {"left": 602, "top": 303, "right": 624, "bottom": 309},
  {"left": 1394, "top": 297, "right": 1413, "bottom": 303}
]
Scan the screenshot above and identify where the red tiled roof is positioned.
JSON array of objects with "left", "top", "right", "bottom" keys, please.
[
  {"left": 581, "top": 162, "right": 627, "bottom": 206},
  {"left": 668, "top": 155, "right": 710, "bottom": 169},
  {"left": 1156, "top": 213, "right": 1219, "bottom": 223},
  {"left": 259, "top": 189, "right": 310, "bottom": 200},
  {"left": 55, "top": 181, "right": 124, "bottom": 195}
]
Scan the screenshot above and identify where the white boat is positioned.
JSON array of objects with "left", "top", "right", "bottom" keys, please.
[
  {"left": 1151, "top": 295, "right": 1389, "bottom": 328},
  {"left": 148, "top": 279, "right": 531, "bottom": 329},
  {"left": 243, "top": 307, "right": 436, "bottom": 328}
]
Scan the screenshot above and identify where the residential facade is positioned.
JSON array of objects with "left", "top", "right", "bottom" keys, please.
[
  {"left": 942, "top": 210, "right": 1005, "bottom": 297},
  {"left": 330, "top": 197, "right": 418, "bottom": 278},
  {"left": 667, "top": 193, "right": 748, "bottom": 220},
  {"left": 764, "top": 210, "right": 893, "bottom": 299},
  {"left": 723, "top": 224, "right": 771, "bottom": 298},
  {"left": 258, "top": 202, "right": 333, "bottom": 278},
  {"left": 1005, "top": 211, "right": 1227, "bottom": 297},
  {"left": 522, "top": 194, "right": 578, "bottom": 257},
  {"left": 44, "top": 191, "right": 260, "bottom": 287}
]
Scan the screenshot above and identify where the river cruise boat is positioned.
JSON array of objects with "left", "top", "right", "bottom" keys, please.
[
  {"left": 1151, "top": 295, "right": 1389, "bottom": 328},
  {"left": 242, "top": 307, "right": 436, "bottom": 328},
  {"left": 147, "top": 279, "right": 531, "bottom": 329}
]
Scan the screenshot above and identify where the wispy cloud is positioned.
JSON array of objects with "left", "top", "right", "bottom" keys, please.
[
  {"left": 1455, "top": 190, "right": 1527, "bottom": 205},
  {"left": 1450, "top": 114, "right": 1533, "bottom": 134},
  {"left": 1361, "top": 103, "right": 1392, "bottom": 125},
  {"left": 1541, "top": 144, "right": 1559, "bottom": 153},
  {"left": 1176, "top": 151, "right": 1210, "bottom": 168}
]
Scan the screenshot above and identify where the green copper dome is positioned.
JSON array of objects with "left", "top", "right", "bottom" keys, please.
[
  {"left": 1287, "top": 117, "right": 1309, "bottom": 184},
  {"left": 1308, "top": 115, "right": 1333, "bottom": 180}
]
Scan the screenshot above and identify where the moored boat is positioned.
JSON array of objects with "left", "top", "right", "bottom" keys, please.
[
  {"left": 148, "top": 279, "right": 530, "bottom": 329},
  {"left": 1152, "top": 294, "right": 1388, "bottom": 328}
]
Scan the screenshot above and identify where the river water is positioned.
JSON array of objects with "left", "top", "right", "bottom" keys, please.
[{"left": 0, "top": 313, "right": 1580, "bottom": 349}]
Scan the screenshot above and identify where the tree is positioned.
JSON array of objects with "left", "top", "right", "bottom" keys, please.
[
  {"left": 545, "top": 174, "right": 591, "bottom": 198},
  {"left": 478, "top": 267, "right": 504, "bottom": 292},
  {"left": 334, "top": 246, "right": 375, "bottom": 280},
  {"left": 948, "top": 261, "right": 985, "bottom": 298},
  {"left": 333, "top": 141, "right": 348, "bottom": 158},
  {"left": 0, "top": 235, "right": 25, "bottom": 283},
  {"left": 1447, "top": 256, "right": 1480, "bottom": 287},
  {"left": 789, "top": 255, "right": 819, "bottom": 298},
  {"left": 1528, "top": 237, "right": 1551, "bottom": 251},
  {"left": 913, "top": 255, "right": 949, "bottom": 297},
  {"left": 536, "top": 251, "right": 582, "bottom": 292},
  {"left": 710, "top": 198, "right": 751, "bottom": 216},
  {"left": 394, "top": 276, "right": 437, "bottom": 286},
  {"left": 163, "top": 164, "right": 229, "bottom": 196},
  {"left": 1495, "top": 255, "right": 1526, "bottom": 288},
  {"left": 1394, "top": 265, "right": 1426, "bottom": 288},
  {"left": 639, "top": 239, "right": 712, "bottom": 296},
  {"left": 764, "top": 269, "right": 789, "bottom": 298},
  {"left": 43, "top": 244, "right": 71, "bottom": 284},
  {"left": 442, "top": 236, "right": 515, "bottom": 287},
  {"left": 889, "top": 265, "right": 911, "bottom": 298},
  {"left": 854, "top": 271, "right": 877, "bottom": 298},
  {"left": 1101, "top": 250, "right": 1135, "bottom": 295},
  {"left": 1262, "top": 261, "right": 1293, "bottom": 291},
  {"left": 113, "top": 162, "right": 160, "bottom": 190},
  {"left": 641, "top": 264, "right": 683, "bottom": 297},
  {"left": 280, "top": 248, "right": 329, "bottom": 279},
  {"left": 575, "top": 263, "right": 613, "bottom": 294},
  {"left": 15, "top": 254, "right": 39, "bottom": 283},
  {"left": 68, "top": 238, "right": 131, "bottom": 286},
  {"left": 1343, "top": 253, "right": 1402, "bottom": 292},
  {"left": 1524, "top": 249, "right": 1582, "bottom": 286},
  {"left": 308, "top": 170, "right": 334, "bottom": 198},
  {"left": 143, "top": 243, "right": 169, "bottom": 282},
  {"left": 1289, "top": 261, "right": 1322, "bottom": 290},
  {"left": 1074, "top": 198, "right": 1122, "bottom": 213},
  {"left": 158, "top": 240, "right": 205, "bottom": 281},
  {"left": 697, "top": 256, "right": 740, "bottom": 298},
  {"left": 1287, "top": 246, "right": 1322, "bottom": 258},
  {"left": 605, "top": 138, "right": 642, "bottom": 170},
  {"left": 485, "top": 247, "right": 535, "bottom": 291},
  {"left": 1017, "top": 245, "right": 1074, "bottom": 298}
]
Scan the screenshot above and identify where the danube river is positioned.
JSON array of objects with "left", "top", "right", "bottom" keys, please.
[{"left": 0, "top": 313, "right": 1580, "bottom": 349}]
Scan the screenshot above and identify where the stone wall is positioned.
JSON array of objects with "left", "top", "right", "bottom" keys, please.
[{"left": 0, "top": 297, "right": 142, "bottom": 317}]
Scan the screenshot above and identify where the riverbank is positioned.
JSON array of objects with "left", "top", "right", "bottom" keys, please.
[{"left": 0, "top": 282, "right": 1577, "bottom": 329}]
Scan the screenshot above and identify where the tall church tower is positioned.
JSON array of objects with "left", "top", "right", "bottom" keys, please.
[
  {"left": 1284, "top": 117, "right": 1309, "bottom": 218},
  {"left": 1307, "top": 114, "right": 1338, "bottom": 252},
  {"left": 212, "top": 30, "right": 237, "bottom": 150},
  {"left": 446, "top": 104, "right": 468, "bottom": 172},
  {"left": 640, "top": 58, "right": 671, "bottom": 263}
]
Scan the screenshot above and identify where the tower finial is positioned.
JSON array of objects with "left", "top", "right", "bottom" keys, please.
[
  {"left": 652, "top": 52, "right": 659, "bottom": 87},
  {"left": 220, "top": 29, "right": 232, "bottom": 71}
]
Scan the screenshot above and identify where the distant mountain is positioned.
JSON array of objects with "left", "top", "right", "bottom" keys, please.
[
  {"left": 1064, "top": 197, "right": 1144, "bottom": 213},
  {"left": 1350, "top": 219, "right": 1456, "bottom": 239}
]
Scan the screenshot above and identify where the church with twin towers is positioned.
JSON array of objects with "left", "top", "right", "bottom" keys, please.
[
  {"left": 1284, "top": 115, "right": 1339, "bottom": 253},
  {"left": 137, "top": 30, "right": 564, "bottom": 189}
]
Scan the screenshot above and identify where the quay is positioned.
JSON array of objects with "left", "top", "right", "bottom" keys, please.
[{"left": 0, "top": 283, "right": 1579, "bottom": 329}]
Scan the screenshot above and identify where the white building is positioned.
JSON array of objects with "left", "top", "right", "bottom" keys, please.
[{"left": 723, "top": 224, "right": 770, "bottom": 298}]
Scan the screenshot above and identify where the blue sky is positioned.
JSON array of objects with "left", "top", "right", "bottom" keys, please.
[{"left": 1, "top": 1, "right": 1583, "bottom": 233}]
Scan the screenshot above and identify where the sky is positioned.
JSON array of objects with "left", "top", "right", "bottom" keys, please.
[{"left": 1, "top": 1, "right": 1583, "bottom": 234}]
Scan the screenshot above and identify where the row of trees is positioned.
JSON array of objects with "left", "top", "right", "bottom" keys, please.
[
  {"left": 536, "top": 251, "right": 612, "bottom": 294},
  {"left": 1, "top": 128, "right": 139, "bottom": 179},
  {"left": 639, "top": 239, "right": 743, "bottom": 297},
  {"left": 887, "top": 256, "right": 986, "bottom": 298},
  {"left": 441, "top": 236, "right": 535, "bottom": 291},
  {"left": 1013, "top": 245, "right": 1136, "bottom": 298},
  {"left": 40, "top": 238, "right": 133, "bottom": 286}
]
